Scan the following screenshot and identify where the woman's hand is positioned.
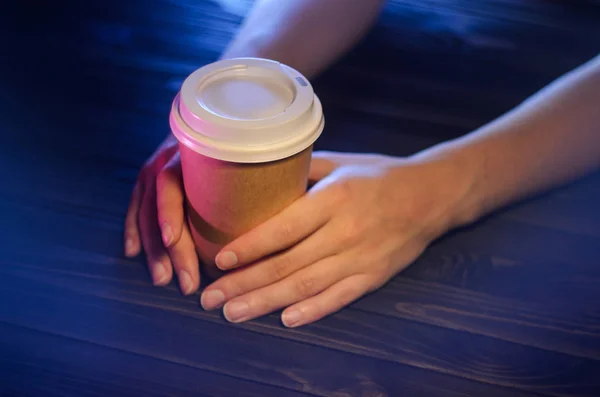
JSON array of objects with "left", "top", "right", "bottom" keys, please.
[
  {"left": 124, "top": 135, "right": 200, "bottom": 295},
  {"left": 200, "top": 151, "right": 474, "bottom": 327}
]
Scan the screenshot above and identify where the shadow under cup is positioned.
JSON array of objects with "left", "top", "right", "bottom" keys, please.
[{"left": 169, "top": 57, "right": 324, "bottom": 279}]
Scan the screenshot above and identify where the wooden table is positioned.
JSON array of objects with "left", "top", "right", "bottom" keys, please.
[{"left": 2, "top": 1, "right": 600, "bottom": 395}]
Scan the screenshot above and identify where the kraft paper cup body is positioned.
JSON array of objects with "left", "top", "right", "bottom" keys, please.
[{"left": 170, "top": 58, "right": 324, "bottom": 278}]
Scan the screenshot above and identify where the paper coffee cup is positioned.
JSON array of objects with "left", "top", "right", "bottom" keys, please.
[{"left": 169, "top": 58, "right": 324, "bottom": 278}]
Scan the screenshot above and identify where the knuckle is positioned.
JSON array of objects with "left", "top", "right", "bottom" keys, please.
[
  {"left": 270, "top": 254, "right": 293, "bottom": 280},
  {"left": 334, "top": 180, "right": 353, "bottom": 202},
  {"left": 338, "top": 284, "right": 361, "bottom": 305},
  {"left": 325, "top": 180, "right": 354, "bottom": 210},
  {"left": 338, "top": 276, "right": 373, "bottom": 305},
  {"left": 244, "top": 297, "right": 263, "bottom": 316},
  {"left": 294, "top": 275, "right": 317, "bottom": 297},
  {"left": 366, "top": 273, "right": 387, "bottom": 292},
  {"left": 340, "top": 217, "right": 362, "bottom": 244},
  {"left": 220, "top": 278, "right": 245, "bottom": 297},
  {"left": 306, "top": 302, "right": 326, "bottom": 322},
  {"left": 277, "top": 221, "right": 294, "bottom": 242}
]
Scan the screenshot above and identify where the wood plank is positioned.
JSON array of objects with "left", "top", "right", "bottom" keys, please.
[
  {"left": 3, "top": 0, "right": 600, "bottom": 395},
  {"left": 0, "top": 323, "right": 308, "bottom": 397},
  {"left": 359, "top": 276, "right": 600, "bottom": 360},
  {"left": 0, "top": 272, "right": 541, "bottom": 397},
  {"left": 0, "top": 233, "right": 597, "bottom": 396}
]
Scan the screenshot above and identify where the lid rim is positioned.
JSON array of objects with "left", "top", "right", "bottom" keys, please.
[
  {"left": 170, "top": 57, "right": 324, "bottom": 163},
  {"left": 170, "top": 94, "right": 324, "bottom": 163}
]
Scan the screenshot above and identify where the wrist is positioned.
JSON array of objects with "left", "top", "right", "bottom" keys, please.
[{"left": 407, "top": 142, "right": 486, "bottom": 233}]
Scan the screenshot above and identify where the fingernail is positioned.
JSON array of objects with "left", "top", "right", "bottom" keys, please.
[
  {"left": 224, "top": 301, "right": 250, "bottom": 323},
  {"left": 178, "top": 270, "right": 194, "bottom": 295},
  {"left": 124, "top": 238, "right": 135, "bottom": 257},
  {"left": 282, "top": 309, "right": 303, "bottom": 328},
  {"left": 201, "top": 289, "right": 225, "bottom": 310},
  {"left": 161, "top": 222, "right": 173, "bottom": 247},
  {"left": 216, "top": 251, "right": 238, "bottom": 269},
  {"left": 152, "top": 262, "right": 168, "bottom": 286}
]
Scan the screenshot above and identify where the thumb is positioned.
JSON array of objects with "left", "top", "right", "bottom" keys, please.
[{"left": 308, "top": 153, "right": 338, "bottom": 183}]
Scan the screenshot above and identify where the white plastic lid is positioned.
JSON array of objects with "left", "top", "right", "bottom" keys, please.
[{"left": 169, "top": 58, "right": 324, "bottom": 163}]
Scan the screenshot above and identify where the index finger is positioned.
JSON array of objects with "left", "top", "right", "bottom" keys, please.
[
  {"left": 124, "top": 181, "right": 143, "bottom": 257},
  {"left": 156, "top": 153, "right": 184, "bottom": 248},
  {"left": 215, "top": 192, "right": 332, "bottom": 270}
]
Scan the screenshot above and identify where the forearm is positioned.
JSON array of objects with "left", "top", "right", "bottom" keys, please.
[
  {"left": 417, "top": 55, "right": 600, "bottom": 226},
  {"left": 220, "top": 0, "right": 386, "bottom": 78}
]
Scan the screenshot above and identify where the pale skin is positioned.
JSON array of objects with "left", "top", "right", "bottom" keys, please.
[{"left": 124, "top": 0, "right": 600, "bottom": 327}]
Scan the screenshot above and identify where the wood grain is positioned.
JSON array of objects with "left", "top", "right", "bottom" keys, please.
[
  {"left": 0, "top": 235, "right": 597, "bottom": 395},
  {"left": 1, "top": 0, "right": 600, "bottom": 395}
]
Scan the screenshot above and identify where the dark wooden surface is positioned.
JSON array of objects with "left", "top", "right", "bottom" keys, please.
[{"left": 2, "top": 0, "right": 600, "bottom": 396}]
